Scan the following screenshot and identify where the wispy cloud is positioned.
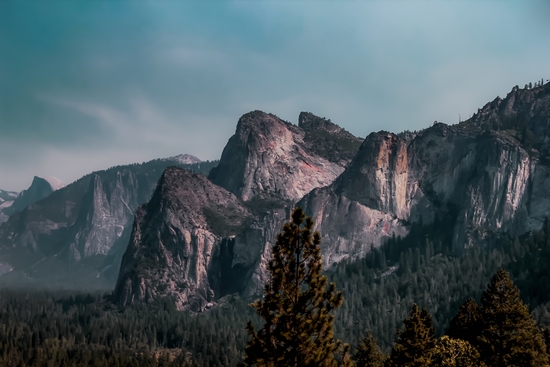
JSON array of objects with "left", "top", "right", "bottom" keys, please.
[{"left": 1, "top": 1, "right": 549, "bottom": 190}]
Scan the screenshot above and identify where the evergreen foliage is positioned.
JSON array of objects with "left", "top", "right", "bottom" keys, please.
[
  {"left": 446, "top": 298, "right": 481, "bottom": 346},
  {"left": 428, "top": 336, "right": 484, "bottom": 367},
  {"left": 386, "top": 303, "right": 436, "bottom": 367},
  {"left": 476, "top": 269, "right": 549, "bottom": 367},
  {"left": 3, "top": 210, "right": 550, "bottom": 365},
  {"left": 353, "top": 330, "right": 385, "bottom": 367},
  {"left": 0, "top": 290, "right": 255, "bottom": 367},
  {"left": 244, "top": 208, "right": 351, "bottom": 367}
]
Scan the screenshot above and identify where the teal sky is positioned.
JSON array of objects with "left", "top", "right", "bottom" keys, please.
[{"left": 1, "top": 0, "right": 549, "bottom": 191}]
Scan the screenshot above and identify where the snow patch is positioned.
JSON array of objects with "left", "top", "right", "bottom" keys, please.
[
  {"left": 0, "top": 200, "right": 14, "bottom": 209},
  {"left": 43, "top": 177, "right": 65, "bottom": 191},
  {"left": 167, "top": 154, "right": 202, "bottom": 165}
]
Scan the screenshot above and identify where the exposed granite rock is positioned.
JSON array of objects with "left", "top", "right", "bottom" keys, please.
[
  {"left": 298, "top": 83, "right": 550, "bottom": 260},
  {"left": 116, "top": 87, "right": 550, "bottom": 307},
  {"left": 0, "top": 158, "right": 218, "bottom": 289},
  {"left": 209, "top": 111, "right": 360, "bottom": 202},
  {"left": 0, "top": 176, "right": 63, "bottom": 223},
  {"left": 114, "top": 167, "right": 252, "bottom": 311}
]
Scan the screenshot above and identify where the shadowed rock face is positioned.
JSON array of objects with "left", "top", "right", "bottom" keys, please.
[
  {"left": 209, "top": 110, "right": 360, "bottom": 202},
  {"left": 0, "top": 158, "right": 217, "bottom": 289},
  {"left": 114, "top": 167, "right": 253, "bottom": 311}
]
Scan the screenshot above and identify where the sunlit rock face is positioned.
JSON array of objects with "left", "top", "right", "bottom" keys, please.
[
  {"left": 116, "top": 111, "right": 363, "bottom": 309},
  {"left": 209, "top": 110, "right": 361, "bottom": 202},
  {"left": 301, "top": 83, "right": 550, "bottom": 258}
]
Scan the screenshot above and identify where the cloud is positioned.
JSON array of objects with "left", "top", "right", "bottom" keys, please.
[{"left": 1, "top": 1, "right": 550, "bottom": 191}]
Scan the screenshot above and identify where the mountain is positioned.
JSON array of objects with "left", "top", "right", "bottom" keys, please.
[
  {"left": 114, "top": 111, "right": 363, "bottom": 309},
  {"left": 115, "top": 167, "right": 254, "bottom": 311},
  {"left": 299, "top": 82, "right": 550, "bottom": 263},
  {"left": 0, "top": 177, "right": 65, "bottom": 225},
  {"left": 114, "top": 83, "right": 550, "bottom": 310},
  {"left": 3, "top": 176, "right": 65, "bottom": 217},
  {"left": 0, "top": 157, "right": 218, "bottom": 289},
  {"left": 0, "top": 190, "right": 18, "bottom": 202},
  {"left": 208, "top": 110, "right": 362, "bottom": 202},
  {"left": 166, "top": 154, "right": 202, "bottom": 165}
]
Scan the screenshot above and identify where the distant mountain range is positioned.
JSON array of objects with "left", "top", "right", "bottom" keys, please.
[
  {"left": 0, "top": 156, "right": 217, "bottom": 289},
  {"left": 1, "top": 82, "right": 549, "bottom": 313}
]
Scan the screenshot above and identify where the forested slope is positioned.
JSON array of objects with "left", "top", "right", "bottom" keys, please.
[{"left": 2, "top": 217, "right": 550, "bottom": 366}]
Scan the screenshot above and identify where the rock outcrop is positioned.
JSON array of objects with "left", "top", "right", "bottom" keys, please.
[
  {"left": 299, "top": 83, "right": 550, "bottom": 263},
  {"left": 0, "top": 158, "right": 218, "bottom": 289},
  {"left": 116, "top": 84, "right": 550, "bottom": 309},
  {"left": 115, "top": 167, "right": 253, "bottom": 311},
  {"left": 209, "top": 110, "right": 361, "bottom": 202},
  {"left": 0, "top": 177, "right": 64, "bottom": 224},
  {"left": 115, "top": 111, "right": 363, "bottom": 307}
]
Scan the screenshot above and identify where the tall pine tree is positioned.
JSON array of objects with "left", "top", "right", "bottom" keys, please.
[
  {"left": 353, "top": 330, "right": 385, "bottom": 367},
  {"left": 477, "top": 268, "right": 549, "bottom": 367},
  {"left": 428, "top": 336, "right": 485, "bottom": 367},
  {"left": 386, "top": 303, "right": 436, "bottom": 367},
  {"left": 446, "top": 297, "right": 481, "bottom": 346},
  {"left": 243, "top": 208, "right": 351, "bottom": 367}
]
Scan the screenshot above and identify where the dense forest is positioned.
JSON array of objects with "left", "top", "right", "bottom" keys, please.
[{"left": 1, "top": 211, "right": 550, "bottom": 366}]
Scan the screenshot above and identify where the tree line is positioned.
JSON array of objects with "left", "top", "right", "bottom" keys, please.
[
  {"left": 1, "top": 208, "right": 550, "bottom": 365},
  {"left": 243, "top": 208, "right": 550, "bottom": 366}
]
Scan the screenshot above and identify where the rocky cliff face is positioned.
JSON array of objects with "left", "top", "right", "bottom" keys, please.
[
  {"left": 209, "top": 111, "right": 361, "bottom": 202},
  {"left": 115, "top": 167, "right": 253, "bottom": 311},
  {"left": 114, "top": 111, "right": 363, "bottom": 308},
  {"left": 115, "top": 88, "right": 550, "bottom": 309},
  {"left": 299, "top": 83, "right": 550, "bottom": 263},
  {"left": 0, "top": 158, "right": 218, "bottom": 289},
  {"left": 0, "top": 176, "right": 64, "bottom": 224}
]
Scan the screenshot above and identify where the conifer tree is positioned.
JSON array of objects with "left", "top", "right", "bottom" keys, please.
[
  {"left": 353, "top": 330, "right": 385, "bottom": 367},
  {"left": 243, "top": 208, "right": 351, "bottom": 367},
  {"left": 477, "top": 268, "right": 549, "bottom": 367},
  {"left": 428, "top": 336, "right": 485, "bottom": 367},
  {"left": 446, "top": 297, "right": 481, "bottom": 346},
  {"left": 386, "top": 303, "right": 436, "bottom": 367}
]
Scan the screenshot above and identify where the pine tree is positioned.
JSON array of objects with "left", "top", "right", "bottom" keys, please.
[
  {"left": 353, "top": 330, "right": 385, "bottom": 367},
  {"left": 428, "top": 336, "right": 485, "bottom": 367},
  {"left": 386, "top": 303, "right": 436, "bottom": 367},
  {"left": 477, "top": 268, "right": 549, "bottom": 367},
  {"left": 243, "top": 208, "right": 351, "bottom": 367},
  {"left": 446, "top": 297, "right": 481, "bottom": 346}
]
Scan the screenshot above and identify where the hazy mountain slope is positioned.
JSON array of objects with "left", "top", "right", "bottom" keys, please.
[
  {"left": 0, "top": 158, "right": 218, "bottom": 289},
  {"left": 3, "top": 176, "right": 65, "bottom": 217},
  {"left": 0, "top": 189, "right": 18, "bottom": 224}
]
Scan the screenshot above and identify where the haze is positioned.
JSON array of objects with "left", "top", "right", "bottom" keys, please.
[{"left": 1, "top": 0, "right": 549, "bottom": 191}]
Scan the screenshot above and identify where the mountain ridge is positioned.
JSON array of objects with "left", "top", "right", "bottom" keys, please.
[{"left": 115, "top": 83, "right": 550, "bottom": 309}]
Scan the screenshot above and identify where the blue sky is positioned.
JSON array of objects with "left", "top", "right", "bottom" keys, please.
[{"left": 1, "top": 0, "right": 549, "bottom": 191}]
